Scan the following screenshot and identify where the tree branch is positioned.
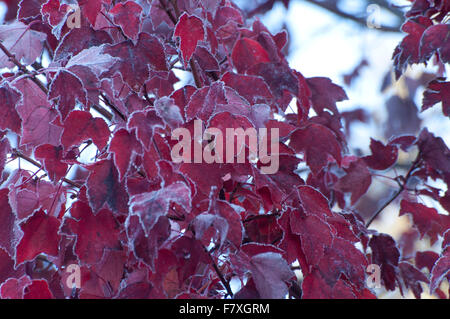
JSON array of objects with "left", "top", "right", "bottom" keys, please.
[
  {"left": 366, "top": 155, "right": 421, "bottom": 227},
  {"left": 247, "top": 0, "right": 403, "bottom": 33},
  {"left": 203, "top": 245, "right": 234, "bottom": 298},
  {"left": 11, "top": 149, "right": 82, "bottom": 189},
  {"left": 0, "top": 42, "right": 49, "bottom": 93},
  {"left": 304, "top": 0, "right": 401, "bottom": 33},
  {"left": 0, "top": 40, "right": 115, "bottom": 122}
]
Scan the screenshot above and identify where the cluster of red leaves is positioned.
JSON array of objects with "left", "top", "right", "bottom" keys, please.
[
  {"left": 0, "top": 0, "right": 448, "bottom": 299},
  {"left": 393, "top": 0, "right": 450, "bottom": 116}
]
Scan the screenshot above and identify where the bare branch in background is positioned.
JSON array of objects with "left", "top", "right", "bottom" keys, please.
[{"left": 246, "top": 0, "right": 404, "bottom": 33}]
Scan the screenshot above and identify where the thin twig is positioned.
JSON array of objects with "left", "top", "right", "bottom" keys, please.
[
  {"left": 11, "top": 149, "right": 82, "bottom": 188},
  {"left": 243, "top": 210, "right": 281, "bottom": 223},
  {"left": 0, "top": 40, "right": 115, "bottom": 122},
  {"left": 100, "top": 92, "right": 126, "bottom": 121},
  {"left": 247, "top": 0, "right": 401, "bottom": 33},
  {"left": 189, "top": 60, "right": 202, "bottom": 88},
  {"left": 158, "top": 0, "right": 177, "bottom": 24},
  {"left": 304, "top": 0, "right": 401, "bottom": 33},
  {"left": 0, "top": 42, "right": 49, "bottom": 93},
  {"left": 100, "top": 11, "right": 128, "bottom": 40},
  {"left": 203, "top": 245, "right": 234, "bottom": 298},
  {"left": 366, "top": 155, "right": 421, "bottom": 227}
]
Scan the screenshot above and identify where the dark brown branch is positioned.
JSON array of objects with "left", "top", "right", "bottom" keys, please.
[
  {"left": 189, "top": 59, "right": 202, "bottom": 88},
  {"left": 100, "top": 93, "right": 126, "bottom": 121},
  {"left": 0, "top": 40, "right": 114, "bottom": 122},
  {"left": 203, "top": 245, "right": 234, "bottom": 298},
  {"left": 100, "top": 11, "right": 128, "bottom": 40},
  {"left": 11, "top": 149, "right": 82, "bottom": 189},
  {"left": 247, "top": 0, "right": 402, "bottom": 33},
  {"left": 158, "top": 0, "right": 177, "bottom": 24},
  {"left": 370, "top": 0, "right": 405, "bottom": 20},
  {"left": 0, "top": 42, "right": 49, "bottom": 93},
  {"left": 243, "top": 210, "right": 281, "bottom": 223},
  {"left": 366, "top": 155, "right": 421, "bottom": 227},
  {"left": 304, "top": 0, "right": 400, "bottom": 33}
]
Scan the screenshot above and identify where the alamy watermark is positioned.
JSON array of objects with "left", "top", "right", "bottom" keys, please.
[
  {"left": 65, "top": 264, "right": 81, "bottom": 289},
  {"left": 170, "top": 119, "right": 280, "bottom": 174},
  {"left": 366, "top": 264, "right": 381, "bottom": 289},
  {"left": 66, "top": 4, "right": 81, "bottom": 29}
]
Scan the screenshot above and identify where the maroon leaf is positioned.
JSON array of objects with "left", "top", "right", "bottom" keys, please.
[
  {"left": 289, "top": 123, "right": 342, "bottom": 174},
  {"left": 126, "top": 214, "right": 170, "bottom": 270},
  {"left": 0, "top": 83, "right": 22, "bottom": 134},
  {"left": 23, "top": 280, "right": 54, "bottom": 299},
  {"left": 86, "top": 159, "right": 129, "bottom": 214},
  {"left": 231, "top": 38, "right": 270, "bottom": 73},
  {"left": 191, "top": 213, "right": 229, "bottom": 247},
  {"left": 419, "top": 24, "right": 450, "bottom": 63},
  {"left": 302, "top": 270, "right": 356, "bottom": 299},
  {"left": 221, "top": 72, "right": 273, "bottom": 104},
  {"left": 430, "top": 250, "right": 450, "bottom": 294},
  {"left": 193, "top": 46, "right": 220, "bottom": 72},
  {"left": 0, "top": 21, "right": 46, "bottom": 67},
  {"left": 185, "top": 82, "right": 226, "bottom": 121},
  {"left": 34, "top": 144, "right": 68, "bottom": 183},
  {"left": 109, "top": 128, "right": 143, "bottom": 180},
  {"left": 416, "top": 250, "right": 440, "bottom": 273},
  {"left": 0, "top": 275, "right": 32, "bottom": 299},
  {"left": 16, "top": 210, "right": 61, "bottom": 265},
  {"left": 103, "top": 32, "right": 167, "bottom": 91},
  {"left": 422, "top": 78, "right": 450, "bottom": 116},
  {"left": 369, "top": 234, "right": 400, "bottom": 291},
  {"left": 54, "top": 27, "right": 113, "bottom": 61},
  {"left": 61, "top": 110, "right": 110, "bottom": 151},
  {"left": 363, "top": 139, "right": 398, "bottom": 170},
  {"left": 78, "top": 0, "right": 103, "bottom": 26},
  {"left": 129, "top": 182, "right": 191, "bottom": 235},
  {"left": 306, "top": 77, "right": 348, "bottom": 115},
  {"left": 109, "top": 1, "right": 142, "bottom": 41},
  {"left": 48, "top": 70, "right": 87, "bottom": 120},
  {"left": 174, "top": 13, "right": 205, "bottom": 65},
  {"left": 14, "top": 78, "right": 62, "bottom": 148},
  {"left": 416, "top": 128, "right": 450, "bottom": 173},
  {"left": 248, "top": 62, "right": 298, "bottom": 101},
  {"left": 127, "top": 109, "right": 165, "bottom": 151},
  {"left": 0, "top": 248, "right": 25, "bottom": 285},
  {"left": 0, "top": 188, "right": 19, "bottom": 257},
  {"left": 399, "top": 261, "right": 428, "bottom": 299},
  {"left": 317, "top": 237, "right": 368, "bottom": 290},
  {"left": 246, "top": 252, "right": 294, "bottom": 299},
  {"left": 296, "top": 186, "right": 334, "bottom": 219},
  {"left": 64, "top": 201, "right": 120, "bottom": 265},
  {"left": 334, "top": 157, "right": 372, "bottom": 205},
  {"left": 400, "top": 200, "right": 442, "bottom": 242},
  {"left": 291, "top": 211, "right": 334, "bottom": 266},
  {"left": 393, "top": 17, "right": 433, "bottom": 78}
]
